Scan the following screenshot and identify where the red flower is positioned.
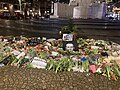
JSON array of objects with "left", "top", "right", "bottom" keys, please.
[{"left": 37, "top": 44, "right": 40, "bottom": 47}]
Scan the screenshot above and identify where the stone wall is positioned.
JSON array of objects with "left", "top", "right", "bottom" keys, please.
[
  {"left": 53, "top": 3, "right": 74, "bottom": 18},
  {"left": 88, "top": 2, "right": 106, "bottom": 19},
  {"left": 70, "top": 0, "right": 95, "bottom": 18},
  {"left": 73, "top": 6, "right": 88, "bottom": 18},
  {"left": 73, "top": 2, "right": 106, "bottom": 19},
  {"left": 52, "top": 0, "right": 106, "bottom": 19},
  {"left": 69, "top": 0, "right": 95, "bottom": 6}
]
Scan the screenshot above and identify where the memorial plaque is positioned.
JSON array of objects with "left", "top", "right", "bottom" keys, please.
[
  {"left": 62, "top": 34, "right": 73, "bottom": 41},
  {"left": 62, "top": 34, "right": 78, "bottom": 51}
]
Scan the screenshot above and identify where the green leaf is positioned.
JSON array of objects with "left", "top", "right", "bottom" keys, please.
[
  {"left": 48, "top": 60, "right": 54, "bottom": 70},
  {"left": 68, "top": 60, "right": 73, "bottom": 71},
  {"left": 105, "top": 65, "right": 111, "bottom": 78},
  {"left": 39, "top": 51, "right": 47, "bottom": 59},
  {"left": 26, "top": 63, "right": 34, "bottom": 68},
  {"left": 11, "top": 56, "right": 18, "bottom": 64},
  {"left": 19, "top": 58, "right": 30, "bottom": 67},
  {"left": 113, "top": 65, "right": 120, "bottom": 77},
  {"left": 82, "top": 60, "right": 89, "bottom": 72},
  {"left": 55, "top": 63, "right": 61, "bottom": 73},
  {"left": 91, "top": 49, "right": 99, "bottom": 54}
]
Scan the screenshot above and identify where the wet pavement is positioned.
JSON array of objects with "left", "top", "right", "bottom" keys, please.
[
  {"left": 0, "top": 66, "right": 120, "bottom": 90},
  {"left": 0, "top": 18, "right": 120, "bottom": 44},
  {"left": 0, "top": 19, "right": 60, "bottom": 38}
]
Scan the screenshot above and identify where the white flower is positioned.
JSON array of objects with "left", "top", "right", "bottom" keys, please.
[
  {"left": 16, "top": 52, "right": 25, "bottom": 59},
  {"left": 72, "top": 67, "right": 84, "bottom": 72},
  {"left": 46, "top": 42, "right": 51, "bottom": 46},
  {"left": 11, "top": 50, "right": 20, "bottom": 56},
  {"left": 96, "top": 68, "right": 102, "bottom": 73},
  {"left": 51, "top": 51, "right": 59, "bottom": 56}
]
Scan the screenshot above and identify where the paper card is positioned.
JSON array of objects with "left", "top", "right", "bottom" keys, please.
[
  {"left": 31, "top": 58, "right": 47, "bottom": 69},
  {"left": 62, "top": 34, "right": 73, "bottom": 41}
]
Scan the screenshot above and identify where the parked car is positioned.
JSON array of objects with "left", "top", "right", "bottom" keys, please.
[
  {"left": 0, "top": 10, "right": 10, "bottom": 19},
  {"left": 3, "top": 11, "right": 10, "bottom": 18}
]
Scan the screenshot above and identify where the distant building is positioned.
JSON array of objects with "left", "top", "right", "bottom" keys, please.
[
  {"left": 0, "top": 0, "right": 52, "bottom": 16},
  {"left": 32, "top": 0, "right": 52, "bottom": 16}
]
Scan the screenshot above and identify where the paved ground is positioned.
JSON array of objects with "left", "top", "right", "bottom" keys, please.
[{"left": 0, "top": 66, "right": 120, "bottom": 90}]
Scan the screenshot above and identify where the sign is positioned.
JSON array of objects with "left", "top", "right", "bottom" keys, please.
[
  {"left": 62, "top": 34, "right": 73, "bottom": 41},
  {"left": 31, "top": 57, "right": 47, "bottom": 69}
]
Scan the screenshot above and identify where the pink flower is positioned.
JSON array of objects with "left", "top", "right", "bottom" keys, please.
[{"left": 90, "top": 65, "right": 96, "bottom": 73}]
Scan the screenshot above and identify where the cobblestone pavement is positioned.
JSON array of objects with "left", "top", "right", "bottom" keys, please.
[{"left": 0, "top": 66, "right": 120, "bottom": 90}]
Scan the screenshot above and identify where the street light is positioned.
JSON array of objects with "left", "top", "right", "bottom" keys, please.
[{"left": 4, "top": 7, "right": 7, "bottom": 10}]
